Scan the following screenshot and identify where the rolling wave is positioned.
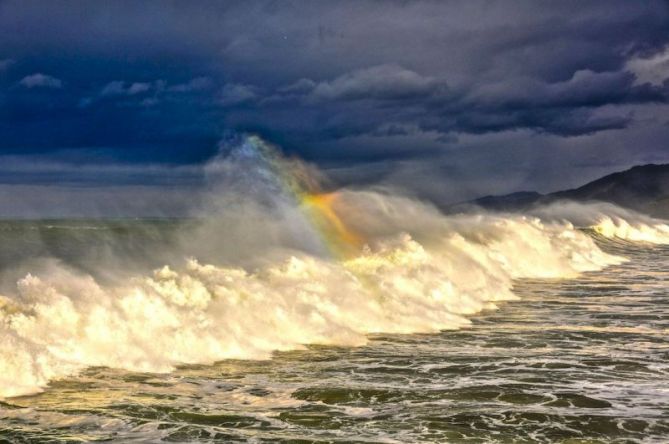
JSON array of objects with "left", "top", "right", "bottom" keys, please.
[
  {"left": 0, "top": 137, "right": 665, "bottom": 398},
  {"left": 593, "top": 216, "right": 669, "bottom": 244}
]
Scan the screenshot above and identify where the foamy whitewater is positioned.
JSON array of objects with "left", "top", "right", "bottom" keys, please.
[{"left": 1, "top": 136, "right": 668, "bottom": 400}]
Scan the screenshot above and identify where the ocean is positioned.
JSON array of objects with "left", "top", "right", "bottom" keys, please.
[
  {"left": 0, "top": 138, "right": 668, "bottom": 443},
  {"left": 0, "top": 217, "right": 667, "bottom": 443}
]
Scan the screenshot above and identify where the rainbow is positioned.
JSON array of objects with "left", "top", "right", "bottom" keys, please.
[{"left": 243, "top": 135, "right": 364, "bottom": 258}]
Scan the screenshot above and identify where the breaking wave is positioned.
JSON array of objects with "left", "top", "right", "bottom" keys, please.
[
  {"left": 0, "top": 136, "right": 664, "bottom": 398},
  {"left": 593, "top": 216, "right": 669, "bottom": 244}
]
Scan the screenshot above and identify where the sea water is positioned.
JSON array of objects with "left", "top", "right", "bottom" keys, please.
[{"left": 0, "top": 217, "right": 667, "bottom": 443}]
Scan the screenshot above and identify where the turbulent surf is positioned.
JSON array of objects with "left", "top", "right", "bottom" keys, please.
[{"left": 1, "top": 137, "right": 668, "bottom": 402}]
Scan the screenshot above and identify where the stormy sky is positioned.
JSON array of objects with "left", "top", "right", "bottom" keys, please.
[{"left": 1, "top": 0, "right": 668, "bottom": 216}]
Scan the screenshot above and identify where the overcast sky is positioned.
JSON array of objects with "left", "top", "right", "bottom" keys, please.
[{"left": 1, "top": 0, "right": 668, "bottom": 216}]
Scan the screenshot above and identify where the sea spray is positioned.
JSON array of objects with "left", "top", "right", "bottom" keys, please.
[
  {"left": 0, "top": 136, "right": 664, "bottom": 399},
  {"left": 0, "top": 201, "right": 627, "bottom": 398},
  {"left": 527, "top": 200, "right": 669, "bottom": 244},
  {"left": 593, "top": 216, "right": 669, "bottom": 244}
]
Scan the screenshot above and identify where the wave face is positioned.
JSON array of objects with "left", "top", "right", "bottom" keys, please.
[
  {"left": 526, "top": 200, "right": 669, "bottom": 245},
  {"left": 593, "top": 217, "right": 669, "bottom": 244},
  {"left": 0, "top": 136, "right": 663, "bottom": 399}
]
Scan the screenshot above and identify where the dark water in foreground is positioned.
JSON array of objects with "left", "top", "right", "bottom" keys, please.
[{"left": 0, "top": 235, "right": 668, "bottom": 443}]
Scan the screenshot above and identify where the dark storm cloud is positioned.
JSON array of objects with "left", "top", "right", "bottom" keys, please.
[{"left": 0, "top": 0, "right": 669, "bottom": 213}]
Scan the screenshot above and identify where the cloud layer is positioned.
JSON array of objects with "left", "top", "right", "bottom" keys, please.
[{"left": 0, "top": 0, "right": 668, "bottom": 213}]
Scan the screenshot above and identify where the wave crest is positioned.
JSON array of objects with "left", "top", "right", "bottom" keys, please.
[
  {"left": 593, "top": 216, "right": 669, "bottom": 244},
  {"left": 0, "top": 204, "right": 626, "bottom": 398}
]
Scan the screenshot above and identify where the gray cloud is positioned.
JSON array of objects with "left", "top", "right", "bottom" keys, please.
[
  {"left": 0, "top": 184, "right": 197, "bottom": 218},
  {"left": 0, "top": 155, "right": 202, "bottom": 186},
  {"left": 218, "top": 83, "right": 259, "bottom": 106},
  {"left": 100, "top": 81, "right": 152, "bottom": 96},
  {"left": 168, "top": 77, "right": 214, "bottom": 93},
  {"left": 305, "top": 64, "right": 442, "bottom": 102}
]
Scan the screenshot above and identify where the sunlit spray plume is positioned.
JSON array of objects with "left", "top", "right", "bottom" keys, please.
[
  {"left": 525, "top": 201, "right": 669, "bottom": 244},
  {"left": 302, "top": 193, "right": 364, "bottom": 257},
  {"left": 592, "top": 216, "right": 669, "bottom": 244},
  {"left": 4, "top": 134, "right": 668, "bottom": 400},
  {"left": 207, "top": 135, "right": 365, "bottom": 258}
]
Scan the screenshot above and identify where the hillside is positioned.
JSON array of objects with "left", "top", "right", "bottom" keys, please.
[{"left": 458, "top": 163, "right": 669, "bottom": 218}]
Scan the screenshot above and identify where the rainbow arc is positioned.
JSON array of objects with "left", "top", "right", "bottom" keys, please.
[{"left": 245, "top": 135, "right": 364, "bottom": 258}]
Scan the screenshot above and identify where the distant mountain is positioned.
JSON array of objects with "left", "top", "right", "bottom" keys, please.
[
  {"left": 465, "top": 191, "right": 543, "bottom": 213},
  {"left": 454, "top": 163, "right": 669, "bottom": 218}
]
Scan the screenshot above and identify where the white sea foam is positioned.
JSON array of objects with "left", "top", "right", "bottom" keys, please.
[
  {"left": 593, "top": 216, "right": 669, "bottom": 244},
  {"left": 526, "top": 200, "right": 669, "bottom": 244},
  {"left": 0, "top": 191, "right": 630, "bottom": 398},
  {"left": 0, "top": 137, "right": 665, "bottom": 398}
]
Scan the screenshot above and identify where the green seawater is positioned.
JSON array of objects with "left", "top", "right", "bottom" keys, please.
[{"left": 0, "top": 223, "right": 667, "bottom": 443}]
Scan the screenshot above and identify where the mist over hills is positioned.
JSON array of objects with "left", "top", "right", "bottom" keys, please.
[{"left": 455, "top": 164, "right": 669, "bottom": 219}]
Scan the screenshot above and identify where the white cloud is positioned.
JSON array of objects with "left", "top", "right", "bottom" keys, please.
[
  {"left": 279, "top": 78, "right": 316, "bottom": 94},
  {"left": 308, "top": 64, "right": 438, "bottom": 101},
  {"left": 626, "top": 46, "right": 669, "bottom": 86},
  {"left": 127, "top": 82, "right": 151, "bottom": 95},
  {"left": 19, "top": 73, "right": 63, "bottom": 89},
  {"left": 99, "top": 80, "right": 125, "bottom": 96}
]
